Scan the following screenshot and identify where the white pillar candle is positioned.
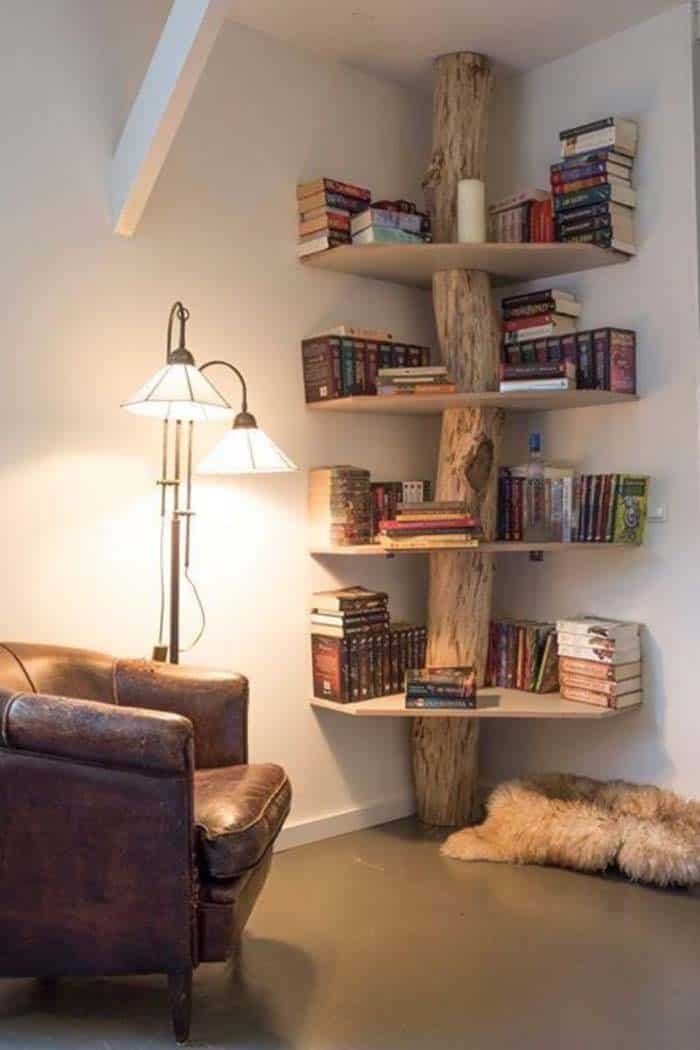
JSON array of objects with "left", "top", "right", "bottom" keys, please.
[{"left": 457, "top": 178, "right": 486, "bottom": 242}]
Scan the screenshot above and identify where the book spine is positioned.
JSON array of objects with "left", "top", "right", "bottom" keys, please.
[
  {"left": 551, "top": 160, "right": 611, "bottom": 181},
  {"left": 302, "top": 338, "right": 342, "bottom": 402},
  {"left": 559, "top": 117, "right": 615, "bottom": 140},
  {"left": 593, "top": 328, "right": 611, "bottom": 390},
  {"left": 576, "top": 331, "right": 594, "bottom": 389},
  {"left": 320, "top": 178, "right": 371, "bottom": 200},
  {"left": 365, "top": 341, "right": 378, "bottom": 395},
  {"left": 553, "top": 185, "right": 613, "bottom": 212},
  {"left": 405, "top": 697, "right": 476, "bottom": 709},
  {"left": 556, "top": 202, "right": 618, "bottom": 227},
  {"left": 606, "top": 329, "right": 636, "bottom": 394}
]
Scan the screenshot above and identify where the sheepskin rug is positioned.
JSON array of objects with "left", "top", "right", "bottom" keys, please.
[{"left": 442, "top": 773, "right": 700, "bottom": 887}]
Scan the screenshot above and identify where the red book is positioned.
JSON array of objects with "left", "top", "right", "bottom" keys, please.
[
  {"left": 380, "top": 516, "right": 479, "bottom": 532},
  {"left": 503, "top": 313, "right": 556, "bottom": 332}
]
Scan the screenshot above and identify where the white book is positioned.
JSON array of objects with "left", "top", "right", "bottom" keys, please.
[
  {"left": 297, "top": 235, "right": 343, "bottom": 258},
  {"left": 311, "top": 324, "right": 394, "bottom": 341},
  {"left": 499, "top": 378, "right": 575, "bottom": 392},
  {"left": 557, "top": 642, "right": 640, "bottom": 665},
  {"left": 377, "top": 367, "right": 447, "bottom": 379},
  {"left": 556, "top": 617, "right": 640, "bottom": 643},
  {"left": 560, "top": 118, "right": 638, "bottom": 159},
  {"left": 557, "top": 631, "right": 639, "bottom": 651}
]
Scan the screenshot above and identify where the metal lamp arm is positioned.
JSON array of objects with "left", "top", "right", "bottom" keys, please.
[
  {"left": 199, "top": 359, "right": 249, "bottom": 415},
  {"left": 166, "top": 301, "right": 190, "bottom": 361}
]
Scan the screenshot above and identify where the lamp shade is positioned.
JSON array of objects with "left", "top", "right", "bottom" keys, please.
[
  {"left": 197, "top": 425, "right": 297, "bottom": 475},
  {"left": 122, "top": 363, "right": 232, "bottom": 422}
]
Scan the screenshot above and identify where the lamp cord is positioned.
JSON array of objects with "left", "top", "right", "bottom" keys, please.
[{"left": 180, "top": 567, "right": 207, "bottom": 654}]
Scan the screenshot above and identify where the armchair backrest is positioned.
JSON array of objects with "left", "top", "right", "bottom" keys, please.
[{"left": 0, "top": 642, "right": 115, "bottom": 703}]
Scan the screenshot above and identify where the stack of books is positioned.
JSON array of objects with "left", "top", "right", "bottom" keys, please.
[
  {"left": 497, "top": 471, "right": 648, "bottom": 545},
  {"left": 308, "top": 466, "right": 371, "bottom": 548},
  {"left": 486, "top": 620, "right": 559, "bottom": 693},
  {"left": 370, "top": 480, "right": 432, "bottom": 539},
  {"left": 500, "top": 289, "right": 581, "bottom": 392},
  {"left": 311, "top": 587, "right": 427, "bottom": 702},
  {"left": 553, "top": 117, "right": 638, "bottom": 255},
  {"left": 296, "top": 177, "right": 371, "bottom": 258},
  {"left": 557, "top": 617, "right": 642, "bottom": 709},
  {"left": 405, "top": 667, "right": 476, "bottom": 710},
  {"left": 488, "top": 189, "right": 554, "bottom": 243},
  {"left": 377, "top": 365, "right": 455, "bottom": 396},
  {"left": 377, "top": 501, "right": 483, "bottom": 551},
  {"left": 351, "top": 199, "right": 431, "bottom": 245},
  {"left": 301, "top": 328, "right": 432, "bottom": 402}
]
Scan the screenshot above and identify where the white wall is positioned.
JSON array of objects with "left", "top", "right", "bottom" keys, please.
[
  {"left": 483, "top": 4, "right": 700, "bottom": 794},
  {"left": 0, "top": 1, "right": 438, "bottom": 839}
]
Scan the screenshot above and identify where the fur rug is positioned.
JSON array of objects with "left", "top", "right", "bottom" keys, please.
[{"left": 442, "top": 773, "right": 700, "bottom": 887}]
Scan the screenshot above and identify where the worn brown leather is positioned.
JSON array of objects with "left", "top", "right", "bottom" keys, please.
[
  {"left": 0, "top": 642, "right": 116, "bottom": 702},
  {"left": 0, "top": 746, "right": 196, "bottom": 977},
  {"left": 0, "top": 641, "right": 289, "bottom": 1002},
  {"left": 1, "top": 690, "right": 193, "bottom": 774},
  {"left": 194, "top": 764, "right": 291, "bottom": 879},
  {"left": 115, "top": 659, "right": 248, "bottom": 768}
]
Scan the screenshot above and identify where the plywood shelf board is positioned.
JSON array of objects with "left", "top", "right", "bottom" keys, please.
[
  {"left": 307, "top": 390, "right": 638, "bottom": 415},
  {"left": 309, "top": 689, "right": 640, "bottom": 720},
  {"left": 301, "top": 241, "right": 631, "bottom": 288},
  {"left": 310, "top": 542, "right": 633, "bottom": 556}
]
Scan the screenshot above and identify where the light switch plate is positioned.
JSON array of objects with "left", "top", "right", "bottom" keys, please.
[{"left": 647, "top": 504, "right": 667, "bottom": 523}]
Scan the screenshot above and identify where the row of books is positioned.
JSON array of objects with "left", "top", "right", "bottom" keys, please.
[
  {"left": 351, "top": 199, "right": 431, "bottom": 246},
  {"left": 488, "top": 189, "right": 555, "bottom": 244},
  {"left": 301, "top": 325, "right": 431, "bottom": 403},
  {"left": 500, "top": 287, "right": 581, "bottom": 392},
  {"left": 486, "top": 620, "right": 559, "bottom": 693},
  {"left": 310, "top": 587, "right": 426, "bottom": 702},
  {"left": 377, "top": 500, "right": 483, "bottom": 551},
  {"left": 405, "top": 667, "right": 476, "bottom": 710},
  {"left": 497, "top": 469, "right": 649, "bottom": 544},
  {"left": 553, "top": 117, "right": 638, "bottom": 255},
  {"left": 500, "top": 328, "right": 636, "bottom": 393},
  {"left": 557, "top": 617, "right": 642, "bottom": 709}
]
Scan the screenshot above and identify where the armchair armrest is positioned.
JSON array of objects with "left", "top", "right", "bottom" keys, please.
[
  {"left": 0, "top": 689, "right": 193, "bottom": 773},
  {"left": 114, "top": 660, "right": 248, "bottom": 768}
]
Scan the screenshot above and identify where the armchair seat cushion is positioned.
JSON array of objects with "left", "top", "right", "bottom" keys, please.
[{"left": 194, "top": 764, "right": 291, "bottom": 880}]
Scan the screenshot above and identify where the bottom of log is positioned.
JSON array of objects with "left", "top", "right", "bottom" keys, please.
[{"left": 411, "top": 717, "right": 480, "bottom": 827}]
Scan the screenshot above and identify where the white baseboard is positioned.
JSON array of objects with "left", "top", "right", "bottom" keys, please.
[{"left": 275, "top": 794, "right": 416, "bottom": 852}]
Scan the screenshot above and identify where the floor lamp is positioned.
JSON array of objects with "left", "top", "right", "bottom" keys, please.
[{"left": 122, "top": 302, "right": 296, "bottom": 663}]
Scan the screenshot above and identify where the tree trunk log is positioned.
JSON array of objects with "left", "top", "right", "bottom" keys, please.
[{"left": 412, "top": 51, "right": 502, "bottom": 828}]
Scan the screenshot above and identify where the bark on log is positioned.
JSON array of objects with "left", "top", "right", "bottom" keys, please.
[{"left": 412, "top": 51, "right": 502, "bottom": 827}]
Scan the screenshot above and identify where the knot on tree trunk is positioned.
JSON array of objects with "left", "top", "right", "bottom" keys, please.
[{"left": 463, "top": 436, "right": 494, "bottom": 496}]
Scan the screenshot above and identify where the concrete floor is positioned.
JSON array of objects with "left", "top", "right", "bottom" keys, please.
[{"left": 2, "top": 817, "right": 700, "bottom": 1049}]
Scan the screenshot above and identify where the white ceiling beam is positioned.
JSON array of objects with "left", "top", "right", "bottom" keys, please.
[{"left": 111, "top": 0, "right": 226, "bottom": 237}]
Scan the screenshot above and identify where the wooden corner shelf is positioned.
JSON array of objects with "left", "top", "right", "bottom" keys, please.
[
  {"left": 308, "top": 389, "right": 638, "bottom": 415},
  {"left": 300, "top": 241, "right": 631, "bottom": 289},
  {"left": 310, "top": 689, "right": 640, "bottom": 720},
  {"left": 311, "top": 542, "right": 634, "bottom": 556}
]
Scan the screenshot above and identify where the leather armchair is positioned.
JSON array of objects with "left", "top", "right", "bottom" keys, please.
[{"left": 0, "top": 642, "right": 291, "bottom": 1043}]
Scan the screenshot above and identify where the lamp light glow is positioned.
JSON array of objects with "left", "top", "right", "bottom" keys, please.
[
  {"left": 121, "top": 362, "right": 232, "bottom": 422},
  {"left": 198, "top": 415, "right": 297, "bottom": 475}
]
